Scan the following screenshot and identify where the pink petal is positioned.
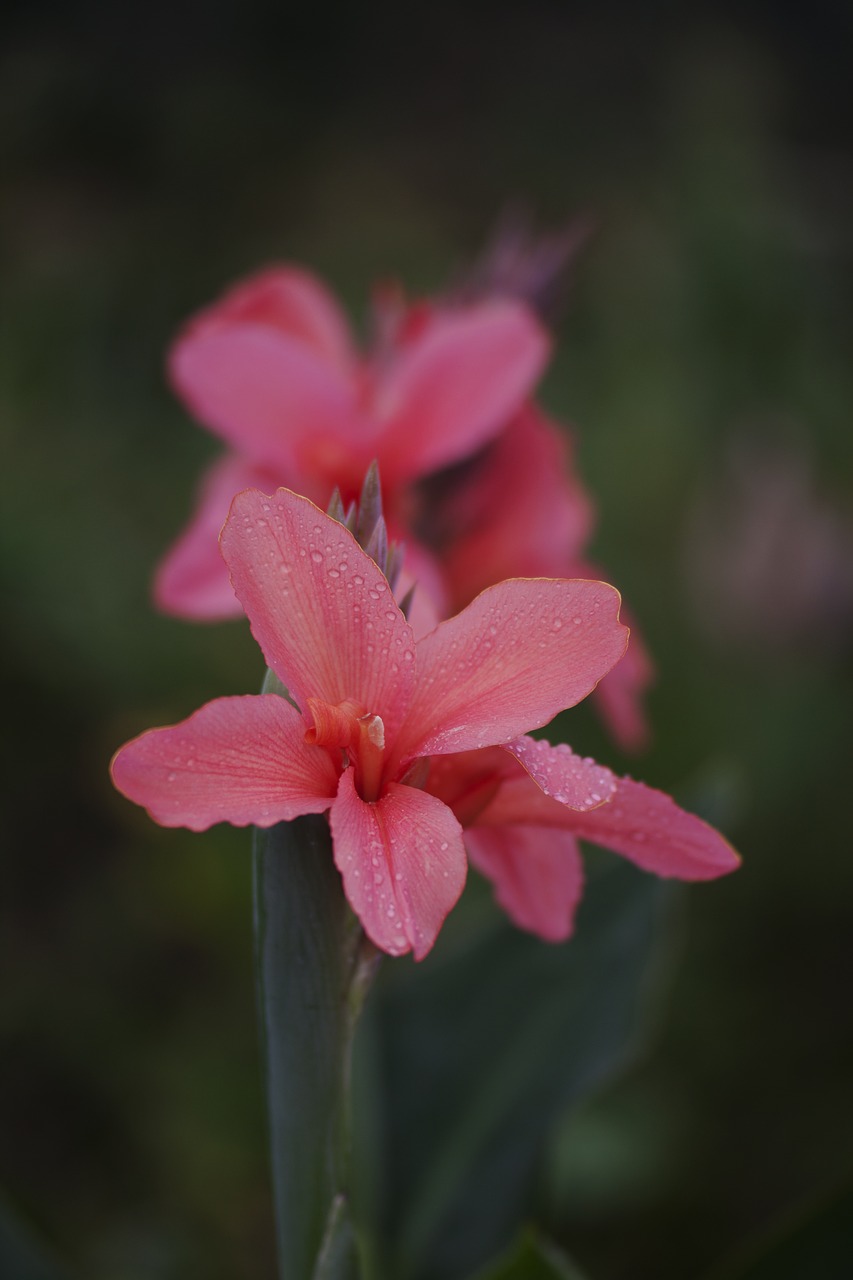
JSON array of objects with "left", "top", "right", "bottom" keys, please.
[
  {"left": 221, "top": 488, "right": 417, "bottom": 742},
  {"left": 553, "top": 775, "right": 742, "bottom": 880},
  {"left": 394, "top": 577, "right": 628, "bottom": 763},
  {"left": 478, "top": 767, "right": 740, "bottom": 881},
  {"left": 154, "top": 454, "right": 282, "bottom": 620},
  {"left": 330, "top": 769, "right": 467, "bottom": 960},
  {"left": 198, "top": 265, "right": 355, "bottom": 371},
  {"left": 375, "top": 301, "right": 550, "bottom": 483},
  {"left": 569, "top": 562, "right": 655, "bottom": 753},
  {"left": 501, "top": 736, "right": 616, "bottom": 812},
  {"left": 442, "top": 406, "right": 596, "bottom": 608},
  {"left": 110, "top": 695, "right": 338, "bottom": 830},
  {"left": 466, "top": 825, "right": 585, "bottom": 942},
  {"left": 169, "top": 323, "right": 359, "bottom": 474},
  {"left": 592, "top": 632, "right": 655, "bottom": 753}
]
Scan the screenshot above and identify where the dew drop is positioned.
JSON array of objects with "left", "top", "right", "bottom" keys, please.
[
  {"left": 572, "top": 616, "right": 582, "bottom": 625},
  {"left": 311, "top": 550, "right": 323, "bottom": 564}
]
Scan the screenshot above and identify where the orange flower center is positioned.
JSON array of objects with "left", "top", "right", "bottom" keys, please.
[{"left": 305, "top": 697, "right": 386, "bottom": 803}]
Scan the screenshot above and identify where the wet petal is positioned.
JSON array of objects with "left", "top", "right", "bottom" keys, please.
[
  {"left": 466, "top": 825, "right": 584, "bottom": 942},
  {"left": 221, "top": 488, "right": 417, "bottom": 742},
  {"left": 502, "top": 736, "right": 616, "bottom": 812},
  {"left": 330, "top": 770, "right": 466, "bottom": 960},
  {"left": 553, "top": 775, "right": 742, "bottom": 879},
  {"left": 111, "top": 695, "right": 338, "bottom": 830},
  {"left": 394, "top": 577, "right": 627, "bottom": 763},
  {"left": 478, "top": 767, "right": 740, "bottom": 880},
  {"left": 375, "top": 301, "right": 550, "bottom": 482}
]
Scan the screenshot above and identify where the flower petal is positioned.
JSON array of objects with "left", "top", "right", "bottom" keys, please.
[
  {"left": 501, "top": 736, "right": 616, "bottom": 811},
  {"left": 198, "top": 265, "right": 356, "bottom": 371},
  {"left": 555, "top": 775, "right": 742, "bottom": 879},
  {"left": 568, "top": 562, "right": 655, "bottom": 753},
  {"left": 592, "top": 631, "right": 655, "bottom": 753},
  {"left": 170, "top": 322, "right": 358, "bottom": 474},
  {"left": 466, "top": 825, "right": 584, "bottom": 942},
  {"left": 154, "top": 454, "right": 282, "bottom": 619},
  {"left": 442, "top": 406, "right": 596, "bottom": 608},
  {"left": 221, "top": 488, "right": 417, "bottom": 741},
  {"left": 394, "top": 577, "right": 627, "bottom": 762},
  {"left": 375, "top": 301, "right": 550, "bottom": 482},
  {"left": 478, "top": 767, "right": 740, "bottom": 880},
  {"left": 330, "top": 770, "right": 466, "bottom": 960},
  {"left": 111, "top": 695, "right": 338, "bottom": 830}
]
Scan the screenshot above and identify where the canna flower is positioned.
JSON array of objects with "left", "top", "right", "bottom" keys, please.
[
  {"left": 114, "top": 486, "right": 630, "bottom": 960},
  {"left": 416, "top": 404, "right": 654, "bottom": 750},
  {"left": 155, "top": 259, "right": 654, "bottom": 751},
  {"left": 155, "top": 266, "right": 549, "bottom": 620},
  {"left": 427, "top": 749, "right": 739, "bottom": 942}
]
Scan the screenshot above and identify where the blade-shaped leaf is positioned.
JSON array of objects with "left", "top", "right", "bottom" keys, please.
[{"left": 369, "top": 856, "right": 674, "bottom": 1280}]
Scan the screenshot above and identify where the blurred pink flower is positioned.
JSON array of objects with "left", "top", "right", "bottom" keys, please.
[
  {"left": 155, "top": 259, "right": 653, "bottom": 749},
  {"left": 415, "top": 403, "right": 654, "bottom": 750},
  {"left": 156, "top": 265, "right": 549, "bottom": 620},
  {"left": 115, "top": 487, "right": 629, "bottom": 960}
]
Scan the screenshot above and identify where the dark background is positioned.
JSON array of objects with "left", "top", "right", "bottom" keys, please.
[{"left": 2, "top": 2, "right": 852, "bottom": 1277}]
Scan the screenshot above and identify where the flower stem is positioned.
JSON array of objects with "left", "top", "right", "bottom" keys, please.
[{"left": 254, "top": 803, "right": 377, "bottom": 1279}]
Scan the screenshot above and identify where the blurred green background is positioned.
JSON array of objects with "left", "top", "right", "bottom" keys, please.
[{"left": 2, "top": 2, "right": 852, "bottom": 1277}]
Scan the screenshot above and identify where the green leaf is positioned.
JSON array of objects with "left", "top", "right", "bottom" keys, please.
[
  {"left": 469, "top": 1229, "right": 591, "bottom": 1280},
  {"left": 369, "top": 857, "right": 673, "bottom": 1280},
  {"left": 254, "top": 776, "right": 374, "bottom": 1280}
]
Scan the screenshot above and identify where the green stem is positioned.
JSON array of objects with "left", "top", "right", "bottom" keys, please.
[{"left": 254, "top": 788, "right": 378, "bottom": 1278}]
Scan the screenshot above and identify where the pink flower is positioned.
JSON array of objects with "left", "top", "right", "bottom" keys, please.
[
  {"left": 427, "top": 749, "right": 739, "bottom": 942},
  {"left": 155, "top": 261, "right": 652, "bottom": 748},
  {"left": 414, "top": 404, "right": 654, "bottom": 750},
  {"left": 114, "top": 486, "right": 631, "bottom": 960},
  {"left": 155, "top": 266, "right": 549, "bottom": 620}
]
